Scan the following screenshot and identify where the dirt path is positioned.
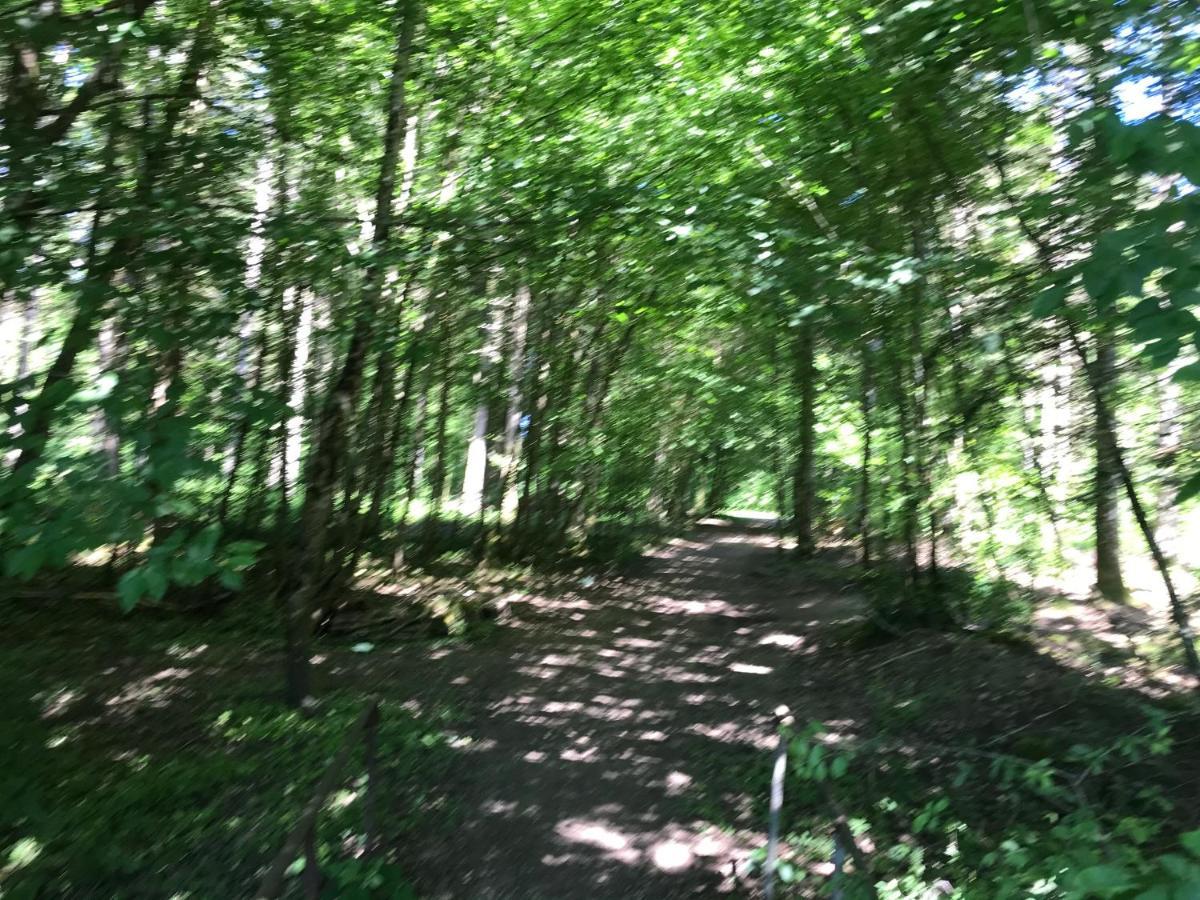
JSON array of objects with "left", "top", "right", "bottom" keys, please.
[
  {"left": 397, "top": 523, "right": 864, "bottom": 899},
  {"left": 4, "top": 521, "right": 1175, "bottom": 897}
]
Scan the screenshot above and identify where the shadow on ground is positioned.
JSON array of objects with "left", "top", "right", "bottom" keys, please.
[
  {"left": 3, "top": 522, "right": 1197, "bottom": 898},
  {"left": 360, "top": 522, "right": 1199, "bottom": 899}
]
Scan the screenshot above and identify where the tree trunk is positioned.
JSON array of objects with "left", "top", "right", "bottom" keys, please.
[
  {"left": 1093, "top": 334, "right": 1126, "bottom": 603},
  {"left": 1064, "top": 325, "right": 1198, "bottom": 675},
  {"left": 461, "top": 284, "right": 503, "bottom": 517},
  {"left": 792, "top": 320, "right": 816, "bottom": 556},
  {"left": 494, "top": 284, "right": 531, "bottom": 525},
  {"left": 995, "top": 154, "right": 1200, "bottom": 676},
  {"left": 1154, "top": 361, "right": 1183, "bottom": 563},
  {"left": 363, "top": 332, "right": 421, "bottom": 538},
  {"left": 217, "top": 324, "right": 269, "bottom": 526},
  {"left": 391, "top": 367, "right": 430, "bottom": 572},
  {"left": 281, "top": 0, "right": 417, "bottom": 707},
  {"left": 422, "top": 326, "right": 454, "bottom": 538},
  {"left": 461, "top": 404, "right": 489, "bottom": 516},
  {"left": 274, "top": 287, "right": 309, "bottom": 530},
  {"left": 893, "top": 360, "right": 920, "bottom": 583},
  {"left": 857, "top": 344, "right": 873, "bottom": 568}
]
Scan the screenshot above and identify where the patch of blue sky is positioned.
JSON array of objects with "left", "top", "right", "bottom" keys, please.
[{"left": 1116, "top": 77, "right": 1162, "bottom": 122}]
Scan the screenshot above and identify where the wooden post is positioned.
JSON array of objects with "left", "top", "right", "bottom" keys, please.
[{"left": 764, "top": 705, "right": 794, "bottom": 900}]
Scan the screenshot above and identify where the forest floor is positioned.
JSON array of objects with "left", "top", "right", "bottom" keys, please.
[
  {"left": 365, "top": 519, "right": 1198, "bottom": 898},
  {"left": 2, "top": 520, "right": 1197, "bottom": 898},
  {"left": 386, "top": 520, "right": 848, "bottom": 898}
]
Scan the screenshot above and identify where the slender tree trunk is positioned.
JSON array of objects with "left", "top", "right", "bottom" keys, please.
[
  {"left": 1093, "top": 334, "right": 1126, "bottom": 603},
  {"left": 217, "top": 327, "right": 269, "bottom": 526},
  {"left": 668, "top": 456, "right": 697, "bottom": 522},
  {"left": 16, "top": 290, "right": 36, "bottom": 383},
  {"left": 391, "top": 368, "right": 430, "bottom": 572},
  {"left": 461, "top": 282, "right": 503, "bottom": 517},
  {"left": 139, "top": 254, "right": 192, "bottom": 549},
  {"left": 282, "top": 0, "right": 417, "bottom": 707},
  {"left": 513, "top": 305, "right": 557, "bottom": 546},
  {"left": 539, "top": 319, "right": 600, "bottom": 536},
  {"left": 792, "top": 320, "right": 816, "bottom": 556},
  {"left": 494, "top": 284, "right": 531, "bottom": 526},
  {"left": 892, "top": 357, "right": 920, "bottom": 582},
  {"left": 422, "top": 329, "right": 453, "bottom": 537},
  {"left": 1006, "top": 352, "right": 1066, "bottom": 564},
  {"left": 218, "top": 151, "right": 279, "bottom": 524},
  {"left": 95, "top": 322, "right": 124, "bottom": 477},
  {"left": 3, "top": 289, "right": 38, "bottom": 469},
  {"left": 363, "top": 334, "right": 421, "bottom": 537},
  {"left": 1065, "top": 326, "right": 1198, "bottom": 674},
  {"left": 647, "top": 427, "right": 671, "bottom": 521},
  {"left": 707, "top": 443, "right": 731, "bottom": 516},
  {"left": 274, "top": 286, "right": 308, "bottom": 529},
  {"left": 1155, "top": 361, "right": 1183, "bottom": 563},
  {"left": 857, "top": 344, "right": 873, "bottom": 568},
  {"left": 461, "top": 404, "right": 489, "bottom": 514}
]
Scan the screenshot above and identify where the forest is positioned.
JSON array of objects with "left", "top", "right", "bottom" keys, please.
[{"left": 2, "top": 0, "right": 1200, "bottom": 896}]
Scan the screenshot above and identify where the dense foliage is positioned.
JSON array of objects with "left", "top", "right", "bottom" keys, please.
[{"left": 3, "top": 0, "right": 1200, "bottom": 894}]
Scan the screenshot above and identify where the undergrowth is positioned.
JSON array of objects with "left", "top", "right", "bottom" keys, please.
[
  {"left": 761, "top": 711, "right": 1200, "bottom": 898},
  {"left": 0, "top": 606, "right": 454, "bottom": 898}
]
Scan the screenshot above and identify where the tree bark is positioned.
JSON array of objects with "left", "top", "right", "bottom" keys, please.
[
  {"left": 494, "top": 284, "right": 531, "bottom": 526},
  {"left": 1092, "top": 334, "right": 1126, "bottom": 603},
  {"left": 461, "top": 282, "right": 503, "bottom": 517},
  {"left": 792, "top": 320, "right": 816, "bottom": 556},
  {"left": 857, "top": 344, "right": 873, "bottom": 568},
  {"left": 421, "top": 320, "right": 454, "bottom": 544},
  {"left": 1154, "top": 361, "right": 1183, "bottom": 563}
]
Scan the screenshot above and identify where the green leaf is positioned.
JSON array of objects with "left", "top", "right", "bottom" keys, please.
[
  {"left": 1073, "top": 863, "right": 1133, "bottom": 895},
  {"left": 1083, "top": 262, "right": 1118, "bottom": 306},
  {"left": 1032, "top": 284, "right": 1068, "bottom": 317},
  {"left": 1104, "top": 116, "right": 1142, "bottom": 163},
  {"left": 1128, "top": 297, "right": 1161, "bottom": 323},
  {"left": 217, "top": 570, "right": 244, "bottom": 591},
  {"left": 4, "top": 543, "right": 47, "bottom": 580},
  {"left": 1158, "top": 853, "right": 1200, "bottom": 881},
  {"left": 1177, "top": 472, "right": 1200, "bottom": 505},
  {"left": 284, "top": 855, "right": 306, "bottom": 877},
  {"left": 1170, "top": 289, "right": 1200, "bottom": 308},
  {"left": 190, "top": 523, "right": 222, "bottom": 562},
  {"left": 776, "top": 860, "right": 802, "bottom": 883},
  {"left": 225, "top": 540, "right": 266, "bottom": 556},
  {"left": 144, "top": 564, "right": 169, "bottom": 601},
  {"left": 1180, "top": 830, "right": 1200, "bottom": 858},
  {"left": 117, "top": 569, "right": 146, "bottom": 612},
  {"left": 1173, "top": 362, "right": 1200, "bottom": 383}
]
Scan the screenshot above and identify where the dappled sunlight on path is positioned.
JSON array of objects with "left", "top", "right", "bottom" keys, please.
[{"left": 396, "top": 524, "right": 866, "bottom": 899}]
